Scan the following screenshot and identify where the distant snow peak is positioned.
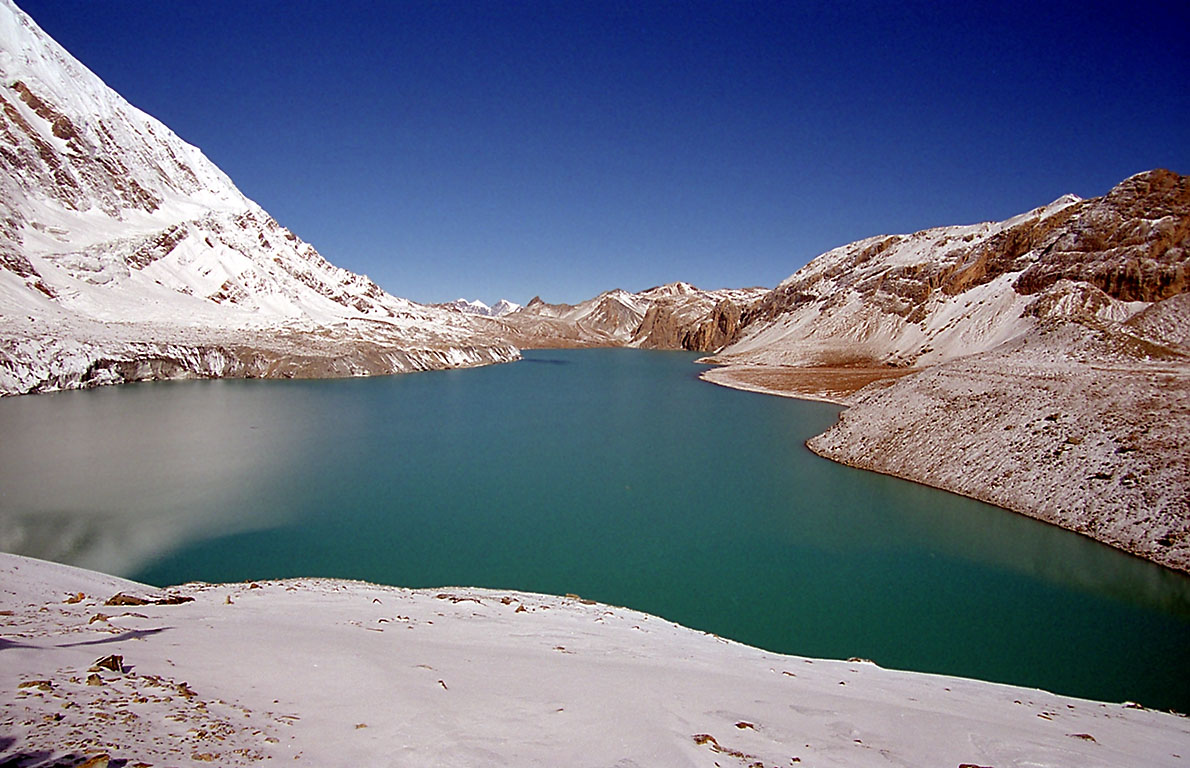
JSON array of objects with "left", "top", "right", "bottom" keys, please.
[
  {"left": 450, "top": 298, "right": 520, "bottom": 317},
  {"left": 490, "top": 298, "right": 521, "bottom": 316},
  {"left": 451, "top": 298, "right": 491, "bottom": 315}
]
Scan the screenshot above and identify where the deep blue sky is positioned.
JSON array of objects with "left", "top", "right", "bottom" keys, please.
[{"left": 18, "top": 0, "right": 1190, "bottom": 305}]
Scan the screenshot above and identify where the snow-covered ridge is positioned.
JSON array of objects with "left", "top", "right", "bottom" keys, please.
[
  {"left": 0, "top": 0, "right": 253, "bottom": 227},
  {"left": 0, "top": 0, "right": 520, "bottom": 395},
  {"left": 2, "top": 552, "right": 1186, "bottom": 767}
]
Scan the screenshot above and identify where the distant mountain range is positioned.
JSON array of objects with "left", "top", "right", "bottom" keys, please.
[
  {"left": 490, "top": 281, "right": 767, "bottom": 350},
  {"left": 445, "top": 298, "right": 521, "bottom": 317}
]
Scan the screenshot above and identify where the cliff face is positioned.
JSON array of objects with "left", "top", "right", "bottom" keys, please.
[
  {"left": 1012, "top": 169, "right": 1188, "bottom": 301},
  {"left": 633, "top": 297, "right": 746, "bottom": 351},
  {"left": 0, "top": 0, "right": 518, "bottom": 396},
  {"left": 704, "top": 169, "right": 1190, "bottom": 572}
]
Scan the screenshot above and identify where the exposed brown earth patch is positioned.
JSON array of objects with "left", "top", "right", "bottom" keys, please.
[{"left": 699, "top": 364, "right": 917, "bottom": 405}]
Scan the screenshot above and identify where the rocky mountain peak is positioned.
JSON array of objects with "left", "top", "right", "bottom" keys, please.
[
  {"left": 641, "top": 281, "right": 697, "bottom": 296},
  {"left": 1013, "top": 169, "right": 1188, "bottom": 302}
]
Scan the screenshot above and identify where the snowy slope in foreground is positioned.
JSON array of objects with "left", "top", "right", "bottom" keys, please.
[
  {"left": 2, "top": 553, "right": 1186, "bottom": 767},
  {"left": 0, "top": 0, "right": 517, "bottom": 395}
]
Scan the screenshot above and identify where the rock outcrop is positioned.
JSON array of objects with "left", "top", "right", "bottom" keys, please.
[
  {"left": 1013, "top": 169, "right": 1189, "bottom": 302},
  {"left": 711, "top": 170, "right": 1186, "bottom": 371}
]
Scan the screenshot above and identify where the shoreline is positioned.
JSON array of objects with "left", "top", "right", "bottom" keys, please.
[
  {"left": 2, "top": 552, "right": 1186, "bottom": 766},
  {"left": 801, "top": 438, "right": 1180, "bottom": 576},
  {"left": 699, "top": 360, "right": 1190, "bottom": 576}
]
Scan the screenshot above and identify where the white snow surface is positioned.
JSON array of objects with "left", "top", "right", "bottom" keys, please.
[{"left": 2, "top": 552, "right": 1186, "bottom": 767}]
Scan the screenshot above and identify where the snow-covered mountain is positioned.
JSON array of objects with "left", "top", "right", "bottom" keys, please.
[
  {"left": 497, "top": 282, "right": 767, "bottom": 350},
  {"left": 489, "top": 298, "right": 521, "bottom": 316},
  {"left": 712, "top": 170, "right": 1187, "bottom": 370},
  {"left": 446, "top": 298, "right": 521, "bottom": 317},
  {"left": 0, "top": 0, "right": 518, "bottom": 395},
  {"left": 704, "top": 169, "right": 1190, "bottom": 572}
]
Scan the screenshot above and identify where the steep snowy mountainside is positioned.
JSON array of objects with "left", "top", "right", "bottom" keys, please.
[
  {"left": 714, "top": 169, "right": 1187, "bottom": 368},
  {"left": 0, "top": 0, "right": 518, "bottom": 394},
  {"left": 0, "top": 0, "right": 253, "bottom": 239},
  {"left": 495, "top": 282, "right": 767, "bottom": 351}
]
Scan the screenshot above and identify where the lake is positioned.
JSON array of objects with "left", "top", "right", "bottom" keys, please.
[{"left": 1, "top": 348, "right": 1187, "bottom": 711}]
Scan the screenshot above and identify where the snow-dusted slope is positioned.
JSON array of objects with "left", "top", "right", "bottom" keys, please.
[
  {"left": 3, "top": 553, "right": 1187, "bottom": 767},
  {"left": 715, "top": 170, "right": 1186, "bottom": 369},
  {"left": 807, "top": 312, "right": 1190, "bottom": 572},
  {"left": 704, "top": 169, "right": 1190, "bottom": 572},
  {"left": 498, "top": 281, "right": 767, "bottom": 350},
  {"left": 0, "top": 0, "right": 518, "bottom": 395}
]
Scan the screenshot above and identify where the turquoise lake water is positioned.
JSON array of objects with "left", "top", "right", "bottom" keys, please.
[{"left": 1, "top": 348, "right": 1187, "bottom": 710}]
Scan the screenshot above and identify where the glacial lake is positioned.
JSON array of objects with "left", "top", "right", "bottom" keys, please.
[{"left": 1, "top": 348, "right": 1187, "bottom": 711}]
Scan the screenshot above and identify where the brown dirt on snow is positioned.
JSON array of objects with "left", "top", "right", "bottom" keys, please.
[{"left": 700, "top": 364, "right": 917, "bottom": 404}]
